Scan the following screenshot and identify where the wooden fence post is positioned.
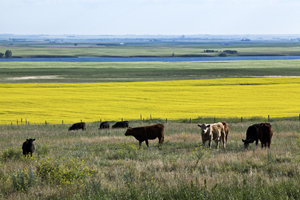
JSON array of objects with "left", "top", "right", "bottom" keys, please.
[
  {"left": 166, "top": 118, "right": 168, "bottom": 124},
  {"left": 17, "top": 119, "right": 18, "bottom": 125},
  {"left": 45, "top": 121, "right": 47, "bottom": 125},
  {"left": 140, "top": 114, "right": 142, "bottom": 121},
  {"left": 62, "top": 120, "right": 64, "bottom": 124},
  {"left": 268, "top": 115, "right": 270, "bottom": 122},
  {"left": 241, "top": 117, "right": 243, "bottom": 123},
  {"left": 190, "top": 118, "right": 192, "bottom": 123}
]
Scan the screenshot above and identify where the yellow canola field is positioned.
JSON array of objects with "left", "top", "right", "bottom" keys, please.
[{"left": 1, "top": 77, "right": 300, "bottom": 125}]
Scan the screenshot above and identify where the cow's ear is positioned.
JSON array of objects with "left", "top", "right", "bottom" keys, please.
[
  {"left": 128, "top": 127, "right": 132, "bottom": 130},
  {"left": 26, "top": 139, "right": 29, "bottom": 141},
  {"left": 206, "top": 124, "right": 211, "bottom": 127},
  {"left": 197, "top": 124, "right": 201, "bottom": 127},
  {"left": 33, "top": 139, "right": 35, "bottom": 141},
  {"left": 242, "top": 139, "right": 245, "bottom": 142}
]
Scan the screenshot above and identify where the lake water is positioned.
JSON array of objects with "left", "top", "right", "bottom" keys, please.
[{"left": 1, "top": 56, "right": 300, "bottom": 62}]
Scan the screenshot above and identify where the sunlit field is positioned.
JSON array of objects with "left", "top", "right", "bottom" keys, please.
[{"left": 1, "top": 77, "right": 300, "bottom": 125}]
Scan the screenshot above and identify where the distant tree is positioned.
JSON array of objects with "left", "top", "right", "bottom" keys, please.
[
  {"left": 218, "top": 53, "right": 227, "bottom": 57},
  {"left": 5, "top": 50, "right": 12, "bottom": 58},
  {"left": 74, "top": 43, "right": 77, "bottom": 46},
  {"left": 0, "top": 53, "right": 4, "bottom": 58}
]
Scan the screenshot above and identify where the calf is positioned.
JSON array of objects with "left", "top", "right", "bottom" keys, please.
[
  {"left": 258, "top": 123, "right": 273, "bottom": 148},
  {"left": 68, "top": 122, "right": 86, "bottom": 131},
  {"left": 22, "top": 138, "right": 35, "bottom": 157},
  {"left": 99, "top": 121, "right": 110, "bottom": 129},
  {"left": 124, "top": 123, "right": 164, "bottom": 148},
  {"left": 112, "top": 121, "right": 129, "bottom": 129},
  {"left": 198, "top": 122, "right": 226, "bottom": 149}
]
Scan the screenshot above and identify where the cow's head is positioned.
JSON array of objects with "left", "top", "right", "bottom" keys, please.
[
  {"left": 242, "top": 139, "right": 254, "bottom": 149},
  {"left": 26, "top": 138, "right": 35, "bottom": 144},
  {"left": 198, "top": 124, "right": 210, "bottom": 134},
  {"left": 124, "top": 127, "right": 133, "bottom": 136}
]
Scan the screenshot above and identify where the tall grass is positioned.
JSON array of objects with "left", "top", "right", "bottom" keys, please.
[{"left": 0, "top": 121, "right": 299, "bottom": 199}]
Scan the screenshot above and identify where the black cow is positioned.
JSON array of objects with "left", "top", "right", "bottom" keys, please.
[
  {"left": 22, "top": 138, "right": 35, "bottom": 157},
  {"left": 112, "top": 121, "right": 129, "bottom": 128},
  {"left": 242, "top": 123, "right": 271, "bottom": 148},
  {"left": 68, "top": 122, "right": 86, "bottom": 131},
  {"left": 99, "top": 121, "right": 110, "bottom": 129}
]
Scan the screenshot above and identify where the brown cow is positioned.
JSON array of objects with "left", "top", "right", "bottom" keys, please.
[
  {"left": 257, "top": 123, "right": 273, "bottom": 148},
  {"left": 222, "top": 121, "right": 229, "bottom": 143},
  {"left": 124, "top": 123, "right": 164, "bottom": 148}
]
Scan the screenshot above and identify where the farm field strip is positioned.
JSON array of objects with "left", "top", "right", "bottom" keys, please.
[{"left": 1, "top": 77, "right": 300, "bottom": 125}]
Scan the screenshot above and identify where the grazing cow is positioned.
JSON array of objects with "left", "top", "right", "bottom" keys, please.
[
  {"left": 258, "top": 123, "right": 273, "bottom": 148},
  {"left": 112, "top": 121, "right": 129, "bottom": 129},
  {"left": 222, "top": 121, "right": 229, "bottom": 143},
  {"left": 68, "top": 122, "right": 86, "bottom": 131},
  {"left": 242, "top": 123, "right": 272, "bottom": 149},
  {"left": 198, "top": 122, "right": 226, "bottom": 149},
  {"left": 22, "top": 138, "right": 35, "bottom": 157},
  {"left": 124, "top": 123, "right": 164, "bottom": 148},
  {"left": 242, "top": 123, "right": 260, "bottom": 149},
  {"left": 99, "top": 121, "right": 110, "bottom": 129}
]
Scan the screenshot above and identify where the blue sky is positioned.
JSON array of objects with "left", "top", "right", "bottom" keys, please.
[{"left": 1, "top": 0, "right": 299, "bottom": 35}]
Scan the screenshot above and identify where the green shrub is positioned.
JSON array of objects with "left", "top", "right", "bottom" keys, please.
[
  {"left": 36, "top": 157, "right": 95, "bottom": 186},
  {"left": 10, "top": 166, "right": 36, "bottom": 193},
  {"left": 0, "top": 148, "right": 23, "bottom": 161}
]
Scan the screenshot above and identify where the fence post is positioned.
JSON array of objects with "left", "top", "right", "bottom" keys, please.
[
  {"left": 166, "top": 118, "right": 168, "bottom": 124},
  {"left": 150, "top": 114, "right": 152, "bottom": 120},
  {"left": 241, "top": 117, "right": 243, "bottom": 123},
  {"left": 45, "top": 121, "right": 47, "bottom": 125},
  {"left": 100, "top": 119, "right": 102, "bottom": 123},
  {"left": 299, "top": 114, "right": 300, "bottom": 121},
  {"left": 268, "top": 115, "right": 270, "bottom": 122},
  {"left": 140, "top": 114, "right": 142, "bottom": 121},
  {"left": 26, "top": 119, "right": 27, "bottom": 125},
  {"left": 122, "top": 118, "right": 123, "bottom": 122},
  {"left": 17, "top": 119, "right": 18, "bottom": 125},
  {"left": 214, "top": 117, "right": 216, "bottom": 123},
  {"left": 62, "top": 120, "right": 64, "bottom": 125},
  {"left": 190, "top": 118, "right": 192, "bottom": 123}
]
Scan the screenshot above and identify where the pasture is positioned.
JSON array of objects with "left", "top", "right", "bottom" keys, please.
[{"left": 0, "top": 121, "right": 300, "bottom": 199}]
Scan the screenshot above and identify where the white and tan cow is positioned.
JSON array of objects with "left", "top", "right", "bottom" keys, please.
[{"left": 198, "top": 122, "right": 226, "bottom": 149}]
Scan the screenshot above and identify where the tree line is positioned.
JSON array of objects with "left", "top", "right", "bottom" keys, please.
[{"left": 0, "top": 50, "right": 12, "bottom": 58}]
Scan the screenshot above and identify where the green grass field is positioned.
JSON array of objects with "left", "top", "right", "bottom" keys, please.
[
  {"left": 1, "top": 40, "right": 300, "bottom": 57},
  {"left": 1, "top": 60, "right": 300, "bottom": 83},
  {"left": 0, "top": 121, "right": 300, "bottom": 199}
]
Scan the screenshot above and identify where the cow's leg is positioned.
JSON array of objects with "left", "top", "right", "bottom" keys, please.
[
  {"left": 208, "top": 139, "right": 212, "bottom": 149},
  {"left": 215, "top": 139, "right": 219, "bottom": 149},
  {"left": 139, "top": 141, "right": 142, "bottom": 148},
  {"left": 221, "top": 130, "right": 226, "bottom": 148},
  {"left": 145, "top": 139, "right": 149, "bottom": 147}
]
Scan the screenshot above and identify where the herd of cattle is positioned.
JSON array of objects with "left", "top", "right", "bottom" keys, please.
[{"left": 21, "top": 121, "right": 273, "bottom": 157}]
